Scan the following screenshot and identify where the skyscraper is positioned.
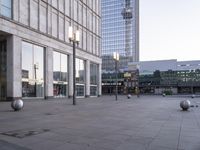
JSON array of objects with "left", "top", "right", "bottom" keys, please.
[{"left": 102, "top": 0, "right": 139, "bottom": 72}]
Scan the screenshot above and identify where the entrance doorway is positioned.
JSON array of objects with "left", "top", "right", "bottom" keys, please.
[{"left": 0, "top": 41, "right": 6, "bottom": 101}]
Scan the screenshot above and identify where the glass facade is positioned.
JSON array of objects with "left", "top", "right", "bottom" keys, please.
[
  {"left": 90, "top": 63, "right": 98, "bottom": 96},
  {"left": 76, "top": 58, "right": 85, "bottom": 97},
  {"left": 53, "top": 51, "right": 68, "bottom": 98},
  {"left": 0, "top": 41, "right": 6, "bottom": 101},
  {"left": 139, "top": 69, "right": 200, "bottom": 94},
  {"left": 22, "top": 41, "right": 44, "bottom": 98},
  {"left": 102, "top": 0, "right": 139, "bottom": 71},
  {"left": 0, "top": 0, "right": 12, "bottom": 18}
]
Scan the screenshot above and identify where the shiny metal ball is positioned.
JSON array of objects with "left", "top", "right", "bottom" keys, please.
[
  {"left": 162, "top": 93, "right": 166, "bottom": 97},
  {"left": 127, "top": 94, "right": 131, "bottom": 99},
  {"left": 11, "top": 99, "right": 24, "bottom": 111},
  {"left": 180, "top": 100, "right": 191, "bottom": 111},
  {"left": 191, "top": 94, "right": 195, "bottom": 98}
]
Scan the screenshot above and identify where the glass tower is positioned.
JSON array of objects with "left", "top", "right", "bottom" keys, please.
[{"left": 102, "top": 0, "right": 139, "bottom": 72}]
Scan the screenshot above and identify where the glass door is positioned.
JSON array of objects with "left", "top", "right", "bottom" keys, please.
[
  {"left": 53, "top": 82, "right": 68, "bottom": 98},
  {"left": 0, "top": 41, "right": 6, "bottom": 101}
]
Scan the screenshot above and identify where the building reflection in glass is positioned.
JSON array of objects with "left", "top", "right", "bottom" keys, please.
[
  {"left": 53, "top": 51, "right": 68, "bottom": 98},
  {"left": 76, "top": 58, "right": 85, "bottom": 97},
  {"left": 22, "top": 42, "right": 44, "bottom": 98},
  {"left": 90, "top": 63, "right": 98, "bottom": 96}
]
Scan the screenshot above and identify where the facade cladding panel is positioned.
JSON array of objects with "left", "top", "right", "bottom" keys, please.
[
  {"left": 102, "top": 0, "right": 139, "bottom": 72},
  {"left": 0, "top": 0, "right": 102, "bottom": 101}
]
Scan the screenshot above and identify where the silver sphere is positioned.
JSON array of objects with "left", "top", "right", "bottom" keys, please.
[
  {"left": 191, "top": 94, "right": 195, "bottom": 98},
  {"left": 180, "top": 100, "right": 191, "bottom": 111},
  {"left": 127, "top": 94, "right": 132, "bottom": 99},
  {"left": 11, "top": 99, "right": 24, "bottom": 111},
  {"left": 162, "top": 93, "right": 166, "bottom": 97}
]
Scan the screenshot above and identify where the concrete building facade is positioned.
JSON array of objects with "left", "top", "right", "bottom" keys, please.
[{"left": 0, "top": 0, "right": 101, "bottom": 101}]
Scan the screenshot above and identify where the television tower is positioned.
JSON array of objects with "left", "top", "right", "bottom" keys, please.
[{"left": 121, "top": 0, "right": 133, "bottom": 57}]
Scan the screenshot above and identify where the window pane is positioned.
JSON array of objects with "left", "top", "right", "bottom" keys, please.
[
  {"left": 76, "top": 58, "right": 85, "bottom": 84},
  {"left": 22, "top": 42, "right": 44, "bottom": 98},
  {"left": 61, "top": 53, "right": 68, "bottom": 81},
  {"left": 53, "top": 84, "right": 67, "bottom": 97},
  {"left": 90, "top": 86, "right": 97, "bottom": 96},
  {"left": 1, "top": 6, "right": 11, "bottom": 18},
  {"left": 34, "top": 45, "right": 44, "bottom": 81},
  {"left": 76, "top": 85, "right": 84, "bottom": 96},
  {"left": 90, "top": 63, "right": 98, "bottom": 85},
  {"left": 53, "top": 51, "right": 61, "bottom": 81},
  {"left": 53, "top": 51, "right": 68, "bottom": 97},
  {"left": 34, "top": 45, "right": 44, "bottom": 97},
  {"left": 1, "top": 0, "right": 11, "bottom": 8},
  {"left": 0, "top": 0, "right": 12, "bottom": 18},
  {"left": 0, "top": 41, "right": 7, "bottom": 100},
  {"left": 22, "top": 42, "right": 33, "bottom": 80}
]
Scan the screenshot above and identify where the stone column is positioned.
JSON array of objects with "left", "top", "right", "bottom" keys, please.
[
  {"left": 6, "top": 35, "right": 22, "bottom": 100},
  {"left": 45, "top": 47, "right": 53, "bottom": 99},
  {"left": 12, "top": 0, "right": 19, "bottom": 21},
  {"left": 98, "top": 63, "right": 102, "bottom": 96},
  {"left": 68, "top": 54, "right": 73, "bottom": 98},
  {"left": 85, "top": 60, "right": 90, "bottom": 97}
]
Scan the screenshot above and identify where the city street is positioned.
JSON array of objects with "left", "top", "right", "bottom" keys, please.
[{"left": 0, "top": 95, "right": 200, "bottom": 150}]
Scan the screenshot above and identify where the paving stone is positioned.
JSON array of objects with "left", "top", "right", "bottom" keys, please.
[
  {"left": 0, "top": 139, "right": 31, "bottom": 150},
  {"left": 0, "top": 96, "right": 200, "bottom": 150}
]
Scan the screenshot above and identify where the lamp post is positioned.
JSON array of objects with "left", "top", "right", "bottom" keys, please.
[
  {"left": 109, "top": 75, "right": 112, "bottom": 96},
  {"left": 113, "top": 52, "right": 119, "bottom": 101},
  {"left": 136, "top": 67, "right": 140, "bottom": 97},
  {"left": 34, "top": 63, "right": 39, "bottom": 97},
  {"left": 68, "top": 26, "right": 80, "bottom": 105}
]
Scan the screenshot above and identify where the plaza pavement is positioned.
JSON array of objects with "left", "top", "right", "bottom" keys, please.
[{"left": 0, "top": 95, "right": 200, "bottom": 150}]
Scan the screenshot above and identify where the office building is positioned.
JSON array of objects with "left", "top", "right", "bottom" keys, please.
[
  {"left": 101, "top": 0, "right": 139, "bottom": 72},
  {"left": 129, "top": 60, "right": 200, "bottom": 94},
  {"left": 0, "top": 0, "right": 101, "bottom": 101}
]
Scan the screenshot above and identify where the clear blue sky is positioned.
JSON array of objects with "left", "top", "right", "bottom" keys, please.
[{"left": 140, "top": 0, "right": 200, "bottom": 61}]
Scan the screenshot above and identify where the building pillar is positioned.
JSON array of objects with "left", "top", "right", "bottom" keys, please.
[
  {"left": 6, "top": 35, "right": 22, "bottom": 100},
  {"left": 68, "top": 54, "right": 73, "bottom": 98},
  {"left": 12, "top": 0, "right": 19, "bottom": 21},
  {"left": 85, "top": 60, "right": 90, "bottom": 97},
  {"left": 45, "top": 47, "right": 53, "bottom": 99},
  {"left": 98, "top": 63, "right": 102, "bottom": 96}
]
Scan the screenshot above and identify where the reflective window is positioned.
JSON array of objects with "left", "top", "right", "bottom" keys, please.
[
  {"left": 53, "top": 51, "right": 61, "bottom": 81},
  {"left": 53, "top": 51, "right": 68, "bottom": 97},
  {"left": 90, "top": 86, "right": 97, "bottom": 96},
  {"left": 76, "top": 58, "right": 85, "bottom": 96},
  {"left": 76, "top": 85, "right": 84, "bottom": 97},
  {"left": 22, "top": 42, "right": 44, "bottom": 98},
  {"left": 76, "top": 58, "right": 85, "bottom": 84},
  {"left": 102, "top": 0, "right": 138, "bottom": 71},
  {"left": 0, "top": 41, "right": 6, "bottom": 101},
  {"left": 90, "top": 63, "right": 98, "bottom": 85},
  {"left": 0, "top": 0, "right": 12, "bottom": 18},
  {"left": 90, "top": 63, "right": 98, "bottom": 96}
]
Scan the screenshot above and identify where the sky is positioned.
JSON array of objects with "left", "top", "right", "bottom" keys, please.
[{"left": 140, "top": 0, "right": 200, "bottom": 61}]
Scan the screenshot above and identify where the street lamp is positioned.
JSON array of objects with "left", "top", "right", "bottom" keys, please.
[
  {"left": 136, "top": 64, "right": 140, "bottom": 97},
  {"left": 34, "top": 63, "right": 39, "bottom": 97},
  {"left": 113, "top": 52, "right": 119, "bottom": 100},
  {"left": 68, "top": 26, "right": 80, "bottom": 105},
  {"left": 109, "top": 74, "right": 112, "bottom": 96}
]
